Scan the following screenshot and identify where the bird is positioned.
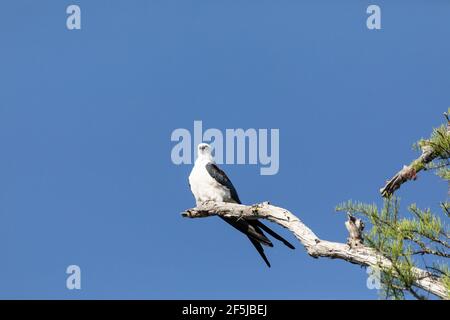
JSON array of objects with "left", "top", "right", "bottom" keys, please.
[{"left": 188, "top": 143, "right": 295, "bottom": 267}]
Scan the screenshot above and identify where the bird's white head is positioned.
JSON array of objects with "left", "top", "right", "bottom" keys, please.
[{"left": 197, "top": 143, "right": 213, "bottom": 161}]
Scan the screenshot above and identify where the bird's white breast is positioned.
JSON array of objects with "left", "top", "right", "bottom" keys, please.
[{"left": 189, "top": 160, "right": 231, "bottom": 204}]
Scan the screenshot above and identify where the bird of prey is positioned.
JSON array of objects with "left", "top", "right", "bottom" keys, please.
[{"left": 188, "top": 143, "right": 295, "bottom": 267}]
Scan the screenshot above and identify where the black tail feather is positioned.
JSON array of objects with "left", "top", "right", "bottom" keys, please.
[
  {"left": 254, "top": 221, "right": 295, "bottom": 249},
  {"left": 247, "top": 236, "right": 271, "bottom": 268},
  {"left": 218, "top": 216, "right": 294, "bottom": 268},
  {"left": 220, "top": 216, "right": 273, "bottom": 246}
]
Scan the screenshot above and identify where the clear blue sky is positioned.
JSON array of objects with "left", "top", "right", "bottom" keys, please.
[{"left": 0, "top": 0, "right": 449, "bottom": 299}]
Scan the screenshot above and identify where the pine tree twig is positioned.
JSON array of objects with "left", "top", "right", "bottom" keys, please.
[
  {"left": 412, "top": 250, "right": 450, "bottom": 258},
  {"left": 408, "top": 287, "right": 426, "bottom": 300},
  {"left": 442, "top": 202, "right": 450, "bottom": 218},
  {"left": 408, "top": 230, "right": 450, "bottom": 249},
  {"left": 426, "top": 266, "right": 448, "bottom": 277},
  {"left": 182, "top": 200, "right": 448, "bottom": 299},
  {"left": 388, "top": 259, "right": 426, "bottom": 300}
]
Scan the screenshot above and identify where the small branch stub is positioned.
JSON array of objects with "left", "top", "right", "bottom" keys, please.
[{"left": 345, "top": 213, "right": 365, "bottom": 248}]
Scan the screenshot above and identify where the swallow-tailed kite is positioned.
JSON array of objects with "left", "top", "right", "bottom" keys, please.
[{"left": 188, "top": 143, "right": 294, "bottom": 267}]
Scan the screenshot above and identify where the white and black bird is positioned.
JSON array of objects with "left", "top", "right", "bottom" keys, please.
[{"left": 188, "top": 143, "right": 295, "bottom": 267}]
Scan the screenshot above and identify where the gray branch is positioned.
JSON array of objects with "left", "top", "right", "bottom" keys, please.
[
  {"left": 380, "top": 114, "right": 450, "bottom": 198},
  {"left": 182, "top": 201, "right": 448, "bottom": 299},
  {"left": 379, "top": 146, "right": 435, "bottom": 197}
]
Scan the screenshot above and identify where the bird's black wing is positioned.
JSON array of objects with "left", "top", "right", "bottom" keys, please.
[{"left": 205, "top": 162, "right": 241, "bottom": 204}]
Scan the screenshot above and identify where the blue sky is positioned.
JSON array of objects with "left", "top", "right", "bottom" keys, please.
[{"left": 0, "top": 0, "right": 449, "bottom": 299}]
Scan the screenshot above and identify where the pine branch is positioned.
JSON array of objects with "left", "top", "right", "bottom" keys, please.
[
  {"left": 412, "top": 249, "right": 450, "bottom": 258},
  {"left": 182, "top": 200, "right": 448, "bottom": 299}
]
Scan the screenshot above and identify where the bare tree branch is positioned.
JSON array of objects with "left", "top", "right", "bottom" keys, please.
[
  {"left": 380, "top": 113, "right": 450, "bottom": 198},
  {"left": 182, "top": 201, "right": 448, "bottom": 299},
  {"left": 379, "top": 146, "right": 436, "bottom": 198}
]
